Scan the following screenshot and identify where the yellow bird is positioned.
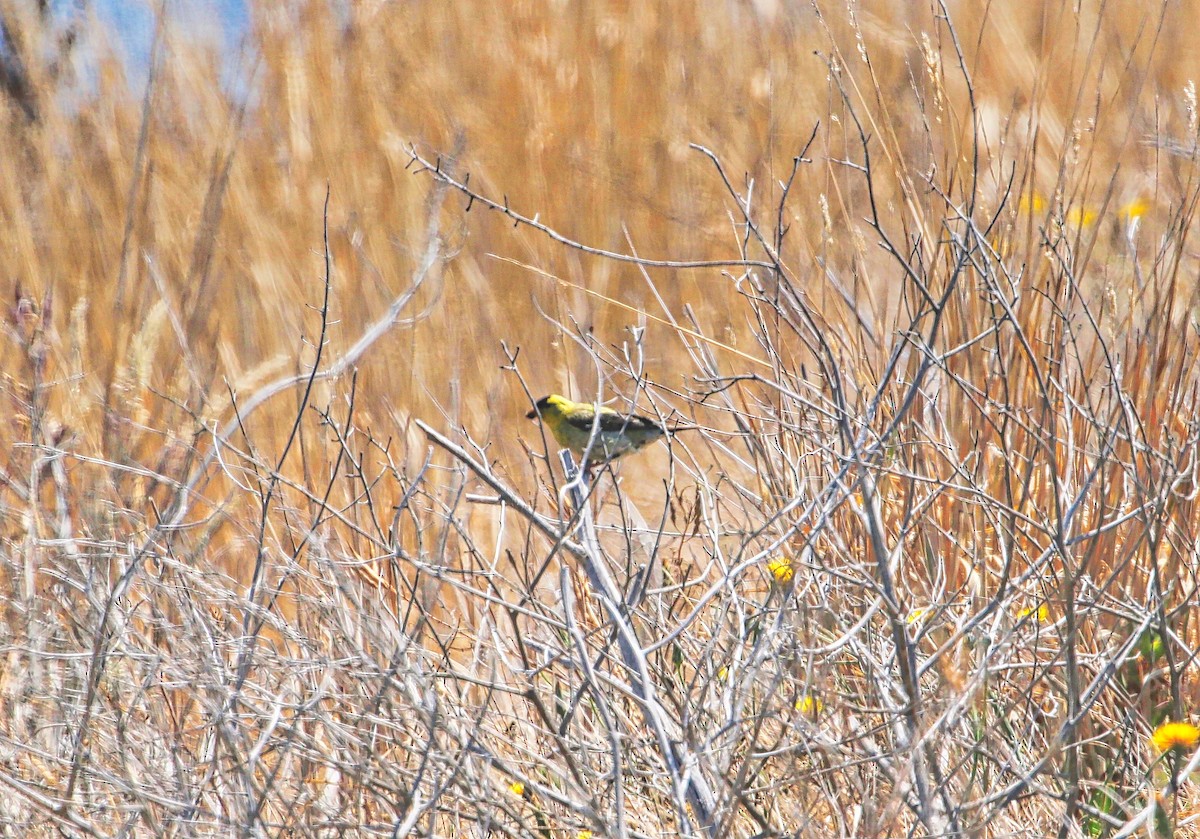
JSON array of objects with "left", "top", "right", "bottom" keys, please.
[{"left": 525, "top": 394, "right": 671, "bottom": 464}]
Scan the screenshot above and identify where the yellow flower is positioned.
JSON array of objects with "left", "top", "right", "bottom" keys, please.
[
  {"left": 795, "top": 695, "right": 823, "bottom": 715},
  {"left": 1019, "top": 193, "right": 1047, "bottom": 214},
  {"left": 1018, "top": 604, "right": 1050, "bottom": 622},
  {"left": 1065, "top": 205, "right": 1098, "bottom": 227},
  {"left": 1120, "top": 198, "right": 1150, "bottom": 220},
  {"left": 767, "top": 556, "right": 794, "bottom": 584},
  {"left": 1152, "top": 722, "right": 1200, "bottom": 753},
  {"left": 508, "top": 781, "right": 525, "bottom": 797}
]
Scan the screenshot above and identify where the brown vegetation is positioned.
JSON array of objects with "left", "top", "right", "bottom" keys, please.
[{"left": 0, "top": 0, "right": 1199, "bottom": 835}]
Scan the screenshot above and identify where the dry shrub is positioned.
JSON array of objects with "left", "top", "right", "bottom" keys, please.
[{"left": 0, "top": 0, "right": 1199, "bottom": 836}]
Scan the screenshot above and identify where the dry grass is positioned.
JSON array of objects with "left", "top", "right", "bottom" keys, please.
[{"left": 2, "top": 0, "right": 1200, "bottom": 835}]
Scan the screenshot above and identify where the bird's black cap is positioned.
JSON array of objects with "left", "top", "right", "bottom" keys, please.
[{"left": 525, "top": 395, "right": 554, "bottom": 420}]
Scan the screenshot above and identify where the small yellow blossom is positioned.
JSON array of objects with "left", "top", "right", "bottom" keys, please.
[
  {"left": 1018, "top": 604, "right": 1050, "bottom": 622},
  {"left": 1019, "top": 193, "right": 1047, "bottom": 214},
  {"left": 1120, "top": 198, "right": 1150, "bottom": 220},
  {"left": 1065, "top": 206, "right": 1098, "bottom": 227},
  {"left": 1152, "top": 721, "right": 1200, "bottom": 753},
  {"left": 767, "top": 556, "right": 794, "bottom": 584},
  {"left": 508, "top": 781, "right": 525, "bottom": 797},
  {"left": 795, "top": 695, "right": 823, "bottom": 715}
]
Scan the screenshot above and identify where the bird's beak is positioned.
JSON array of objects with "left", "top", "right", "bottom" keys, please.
[{"left": 525, "top": 408, "right": 538, "bottom": 420}]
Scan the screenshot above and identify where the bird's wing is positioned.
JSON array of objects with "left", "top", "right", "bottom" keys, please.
[{"left": 592, "top": 409, "right": 662, "bottom": 434}]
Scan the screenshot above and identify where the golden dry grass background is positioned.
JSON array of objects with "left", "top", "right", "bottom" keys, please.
[
  {"left": 2, "top": 0, "right": 1200, "bottom": 835},
  {"left": 6, "top": 0, "right": 1196, "bottom": 475}
]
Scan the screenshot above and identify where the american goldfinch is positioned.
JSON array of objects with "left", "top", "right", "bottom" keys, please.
[{"left": 525, "top": 394, "right": 670, "bottom": 464}]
